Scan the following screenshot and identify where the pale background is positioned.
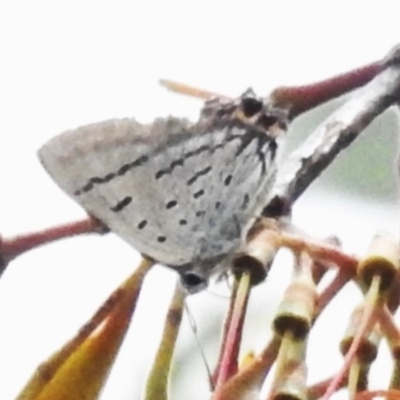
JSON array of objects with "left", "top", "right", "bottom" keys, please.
[{"left": 0, "top": 1, "right": 399, "bottom": 399}]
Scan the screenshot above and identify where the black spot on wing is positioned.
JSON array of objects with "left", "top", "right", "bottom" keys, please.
[
  {"left": 117, "top": 155, "right": 150, "bottom": 176},
  {"left": 138, "top": 220, "right": 147, "bottom": 229},
  {"left": 186, "top": 166, "right": 212, "bottom": 186},
  {"left": 155, "top": 170, "right": 165, "bottom": 180},
  {"left": 75, "top": 155, "right": 149, "bottom": 195},
  {"left": 103, "top": 172, "right": 116, "bottom": 182},
  {"left": 166, "top": 200, "right": 178, "bottom": 209},
  {"left": 110, "top": 196, "right": 132, "bottom": 212},
  {"left": 155, "top": 144, "right": 210, "bottom": 180},
  {"left": 193, "top": 189, "right": 205, "bottom": 199},
  {"left": 224, "top": 175, "right": 232, "bottom": 186}
]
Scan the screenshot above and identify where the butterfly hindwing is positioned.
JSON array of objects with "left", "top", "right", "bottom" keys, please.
[{"left": 38, "top": 116, "right": 277, "bottom": 269}]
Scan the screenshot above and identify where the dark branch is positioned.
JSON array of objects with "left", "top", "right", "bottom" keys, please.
[
  {"left": 270, "top": 61, "right": 383, "bottom": 119},
  {"left": 264, "top": 45, "right": 400, "bottom": 217}
]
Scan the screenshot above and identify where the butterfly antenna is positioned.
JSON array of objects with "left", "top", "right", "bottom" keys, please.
[
  {"left": 159, "top": 79, "right": 230, "bottom": 101},
  {"left": 184, "top": 300, "right": 215, "bottom": 389},
  {"left": 204, "top": 272, "right": 232, "bottom": 298},
  {"left": 204, "top": 287, "right": 230, "bottom": 300}
]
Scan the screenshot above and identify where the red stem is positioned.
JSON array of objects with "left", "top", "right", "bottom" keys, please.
[
  {"left": 213, "top": 274, "right": 251, "bottom": 398},
  {"left": 1, "top": 217, "right": 105, "bottom": 265},
  {"left": 271, "top": 61, "right": 382, "bottom": 118}
]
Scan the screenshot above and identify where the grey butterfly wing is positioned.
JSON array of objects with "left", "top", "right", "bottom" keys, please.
[
  {"left": 38, "top": 116, "right": 278, "bottom": 270},
  {"left": 159, "top": 121, "right": 279, "bottom": 263},
  {"left": 39, "top": 117, "right": 196, "bottom": 265}
]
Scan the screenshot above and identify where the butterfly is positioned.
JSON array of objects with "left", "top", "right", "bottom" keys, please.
[{"left": 38, "top": 89, "right": 288, "bottom": 292}]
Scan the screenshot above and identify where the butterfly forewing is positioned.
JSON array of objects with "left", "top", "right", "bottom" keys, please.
[{"left": 38, "top": 116, "right": 277, "bottom": 271}]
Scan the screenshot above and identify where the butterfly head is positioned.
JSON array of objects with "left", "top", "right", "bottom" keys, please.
[
  {"left": 180, "top": 271, "right": 208, "bottom": 293},
  {"left": 200, "top": 89, "right": 289, "bottom": 139},
  {"left": 172, "top": 254, "right": 229, "bottom": 294}
]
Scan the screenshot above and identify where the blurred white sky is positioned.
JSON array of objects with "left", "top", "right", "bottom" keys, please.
[{"left": 0, "top": 1, "right": 399, "bottom": 399}]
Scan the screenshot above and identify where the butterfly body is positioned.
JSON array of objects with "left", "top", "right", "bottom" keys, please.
[{"left": 38, "top": 91, "right": 287, "bottom": 291}]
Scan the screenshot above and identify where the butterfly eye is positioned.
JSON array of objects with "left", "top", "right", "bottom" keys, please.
[
  {"left": 181, "top": 272, "right": 208, "bottom": 292},
  {"left": 241, "top": 97, "right": 263, "bottom": 118}
]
